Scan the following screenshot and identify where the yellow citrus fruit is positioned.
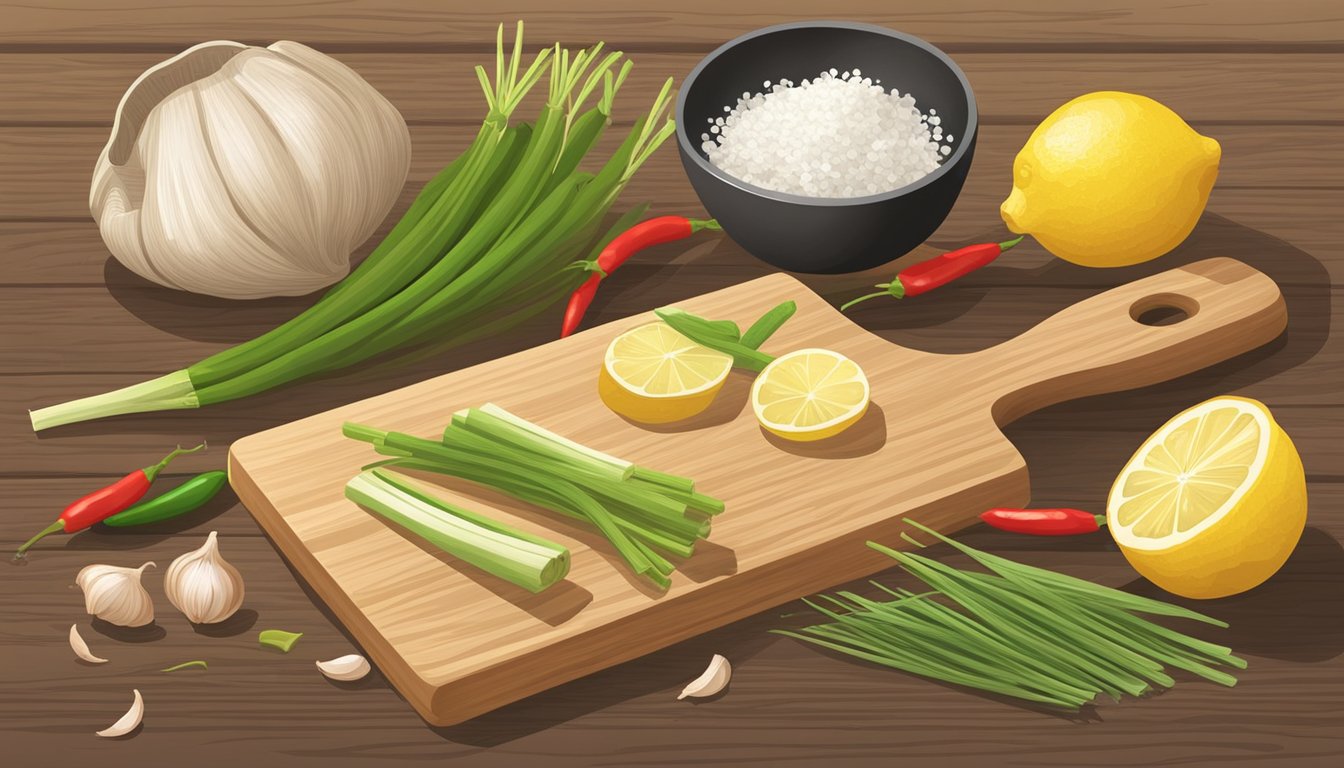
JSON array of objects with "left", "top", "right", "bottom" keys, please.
[
  {"left": 1001, "top": 91, "right": 1221, "bottom": 267},
  {"left": 598, "top": 322, "right": 733, "bottom": 424},
  {"left": 1107, "top": 396, "right": 1307, "bottom": 599},
  {"left": 750, "top": 348, "right": 870, "bottom": 442}
]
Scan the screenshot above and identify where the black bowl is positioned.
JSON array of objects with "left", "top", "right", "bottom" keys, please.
[{"left": 676, "top": 21, "right": 978, "bottom": 274}]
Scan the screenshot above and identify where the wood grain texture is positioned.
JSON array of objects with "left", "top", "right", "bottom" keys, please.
[
  {"left": 3, "top": 1, "right": 1342, "bottom": 47},
  {"left": 2, "top": 124, "right": 1338, "bottom": 219},
  {"left": 2, "top": 1, "right": 1341, "bottom": 764},
  {"left": 5, "top": 52, "right": 1342, "bottom": 125},
  {"left": 228, "top": 260, "right": 1285, "bottom": 725}
]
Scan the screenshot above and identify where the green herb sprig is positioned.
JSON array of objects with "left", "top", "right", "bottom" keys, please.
[{"left": 776, "top": 521, "right": 1244, "bottom": 709}]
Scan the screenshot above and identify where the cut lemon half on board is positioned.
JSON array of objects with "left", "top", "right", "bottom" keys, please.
[
  {"left": 1107, "top": 396, "right": 1306, "bottom": 599},
  {"left": 751, "top": 348, "right": 870, "bottom": 442},
  {"left": 599, "top": 322, "right": 734, "bottom": 424}
]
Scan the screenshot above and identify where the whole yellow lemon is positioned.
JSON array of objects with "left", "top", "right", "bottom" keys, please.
[{"left": 1001, "top": 91, "right": 1221, "bottom": 267}]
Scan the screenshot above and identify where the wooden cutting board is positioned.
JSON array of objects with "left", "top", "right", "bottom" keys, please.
[{"left": 229, "top": 257, "right": 1286, "bottom": 726}]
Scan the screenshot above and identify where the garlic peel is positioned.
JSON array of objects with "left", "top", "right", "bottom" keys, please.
[
  {"left": 164, "top": 531, "right": 245, "bottom": 624},
  {"left": 316, "top": 654, "right": 371, "bottom": 681},
  {"left": 69, "top": 624, "right": 109, "bottom": 664},
  {"left": 678, "top": 654, "right": 732, "bottom": 700},
  {"left": 76, "top": 562, "right": 156, "bottom": 627},
  {"left": 96, "top": 689, "right": 143, "bottom": 738}
]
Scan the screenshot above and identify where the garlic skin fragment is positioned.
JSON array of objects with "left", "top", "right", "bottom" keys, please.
[
  {"left": 164, "top": 531, "right": 245, "bottom": 624},
  {"left": 76, "top": 562, "right": 156, "bottom": 627},
  {"left": 69, "top": 624, "right": 109, "bottom": 664},
  {"left": 678, "top": 653, "right": 732, "bottom": 700},
  {"left": 316, "top": 654, "right": 371, "bottom": 682},
  {"left": 96, "top": 689, "right": 143, "bottom": 738},
  {"left": 90, "top": 40, "right": 411, "bottom": 299}
]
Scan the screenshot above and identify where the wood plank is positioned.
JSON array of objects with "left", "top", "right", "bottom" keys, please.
[
  {"left": 5, "top": 186, "right": 1340, "bottom": 286},
  {"left": 2, "top": 480, "right": 1339, "bottom": 762},
  {"left": 2, "top": 1, "right": 1341, "bottom": 48},
  {"left": 1, "top": 477, "right": 261, "bottom": 538},
  {"left": 5, "top": 52, "right": 1342, "bottom": 125},
  {"left": 1, "top": 124, "right": 1338, "bottom": 219}
]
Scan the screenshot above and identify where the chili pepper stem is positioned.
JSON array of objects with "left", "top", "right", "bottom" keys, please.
[
  {"left": 689, "top": 218, "right": 720, "bottom": 233},
  {"left": 999, "top": 235, "right": 1025, "bottom": 251},
  {"left": 143, "top": 441, "right": 207, "bottom": 484},
  {"left": 14, "top": 520, "right": 65, "bottom": 559},
  {"left": 840, "top": 282, "right": 903, "bottom": 312},
  {"left": 1095, "top": 514, "right": 1108, "bottom": 529}
]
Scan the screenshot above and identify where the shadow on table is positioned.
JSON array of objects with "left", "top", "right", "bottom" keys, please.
[{"left": 1122, "top": 526, "right": 1344, "bottom": 663}]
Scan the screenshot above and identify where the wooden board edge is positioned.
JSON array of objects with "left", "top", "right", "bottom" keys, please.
[
  {"left": 421, "top": 459, "right": 1031, "bottom": 725},
  {"left": 227, "top": 443, "right": 441, "bottom": 723}
]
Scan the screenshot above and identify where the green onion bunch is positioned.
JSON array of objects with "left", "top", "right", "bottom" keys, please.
[
  {"left": 33, "top": 23, "right": 677, "bottom": 431},
  {"left": 343, "top": 404, "right": 723, "bottom": 589},
  {"left": 776, "top": 521, "right": 1246, "bottom": 709}
]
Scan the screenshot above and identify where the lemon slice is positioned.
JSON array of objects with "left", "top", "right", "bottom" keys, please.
[
  {"left": 598, "top": 322, "right": 733, "bottom": 424},
  {"left": 1107, "top": 396, "right": 1306, "bottom": 599},
  {"left": 751, "top": 348, "right": 870, "bottom": 442}
]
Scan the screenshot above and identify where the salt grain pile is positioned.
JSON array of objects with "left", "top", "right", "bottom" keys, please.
[{"left": 701, "top": 68, "right": 954, "bottom": 198}]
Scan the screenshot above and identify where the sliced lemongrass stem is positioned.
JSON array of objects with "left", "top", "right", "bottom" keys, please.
[{"left": 347, "top": 469, "right": 569, "bottom": 593}]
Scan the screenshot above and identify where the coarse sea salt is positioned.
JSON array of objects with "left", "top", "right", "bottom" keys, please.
[{"left": 701, "top": 68, "right": 955, "bottom": 198}]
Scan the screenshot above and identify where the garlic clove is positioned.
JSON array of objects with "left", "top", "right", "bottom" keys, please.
[
  {"left": 165, "top": 531, "right": 245, "bottom": 624},
  {"left": 96, "top": 689, "right": 143, "bottom": 738},
  {"left": 316, "top": 654, "right": 371, "bottom": 682},
  {"left": 69, "top": 624, "right": 108, "bottom": 664},
  {"left": 677, "top": 654, "right": 732, "bottom": 700},
  {"left": 76, "top": 562, "right": 156, "bottom": 627}
]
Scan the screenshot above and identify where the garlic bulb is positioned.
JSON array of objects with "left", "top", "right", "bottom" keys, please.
[
  {"left": 91, "top": 40, "right": 411, "bottom": 299},
  {"left": 164, "top": 531, "right": 245, "bottom": 624},
  {"left": 316, "top": 654, "right": 371, "bottom": 681},
  {"left": 76, "top": 562, "right": 156, "bottom": 627}
]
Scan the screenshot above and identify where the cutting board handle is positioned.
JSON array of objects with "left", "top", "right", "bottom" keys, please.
[{"left": 970, "top": 258, "right": 1287, "bottom": 425}]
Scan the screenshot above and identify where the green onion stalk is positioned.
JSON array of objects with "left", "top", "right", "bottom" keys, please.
[{"left": 29, "top": 26, "right": 669, "bottom": 432}]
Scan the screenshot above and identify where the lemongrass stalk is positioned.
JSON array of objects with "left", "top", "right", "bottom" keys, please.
[{"left": 346, "top": 469, "right": 569, "bottom": 593}]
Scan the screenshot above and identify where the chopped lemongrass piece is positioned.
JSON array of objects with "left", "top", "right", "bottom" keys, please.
[
  {"left": 479, "top": 403, "right": 632, "bottom": 472},
  {"left": 343, "top": 413, "right": 722, "bottom": 589},
  {"left": 258, "top": 629, "right": 303, "bottom": 653},
  {"left": 776, "top": 520, "right": 1243, "bottom": 710},
  {"left": 346, "top": 469, "right": 570, "bottom": 593}
]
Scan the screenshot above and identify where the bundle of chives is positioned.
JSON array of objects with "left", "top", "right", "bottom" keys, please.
[
  {"left": 343, "top": 405, "right": 722, "bottom": 588},
  {"left": 775, "top": 520, "right": 1245, "bottom": 709},
  {"left": 345, "top": 468, "right": 569, "bottom": 593}
]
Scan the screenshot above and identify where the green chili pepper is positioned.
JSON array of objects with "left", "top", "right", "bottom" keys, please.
[{"left": 101, "top": 471, "right": 227, "bottom": 527}]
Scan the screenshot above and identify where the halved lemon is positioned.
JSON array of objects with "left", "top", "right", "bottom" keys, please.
[
  {"left": 1107, "top": 396, "right": 1306, "bottom": 599},
  {"left": 598, "top": 322, "right": 734, "bottom": 424},
  {"left": 750, "top": 348, "right": 870, "bottom": 442}
]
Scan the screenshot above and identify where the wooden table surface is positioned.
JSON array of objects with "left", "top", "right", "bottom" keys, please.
[{"left": 2, "top": 2, "right": 1340, "bottom": 766}]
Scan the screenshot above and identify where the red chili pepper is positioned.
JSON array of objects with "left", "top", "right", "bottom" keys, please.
[
  {"left": 560, "top": 216, "right": 720, "bottom": 337},
  {"left": 979, "top": 507, "right": 1106, "bottom": 536},
  {"left": 841, "top": 236, "right": 1024, "bottom": 311},
  {"left": 14, "top": 442, "right": 206, "bottom": 558}
]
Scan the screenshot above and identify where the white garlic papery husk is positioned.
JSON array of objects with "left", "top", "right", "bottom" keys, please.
[
  {"left": 91, "top": 40, "right": 411, "bottom": 299},
  {"left": 164, "top": 531, "right": 245, "bottom": 624},
  {"left": 76, "top": 562, "right": 156, "bottom": 627}
]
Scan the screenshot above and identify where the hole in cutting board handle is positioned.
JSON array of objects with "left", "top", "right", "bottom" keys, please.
[{"left": 1130, "top": 292, "right": 1199, "bottom": 327}]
